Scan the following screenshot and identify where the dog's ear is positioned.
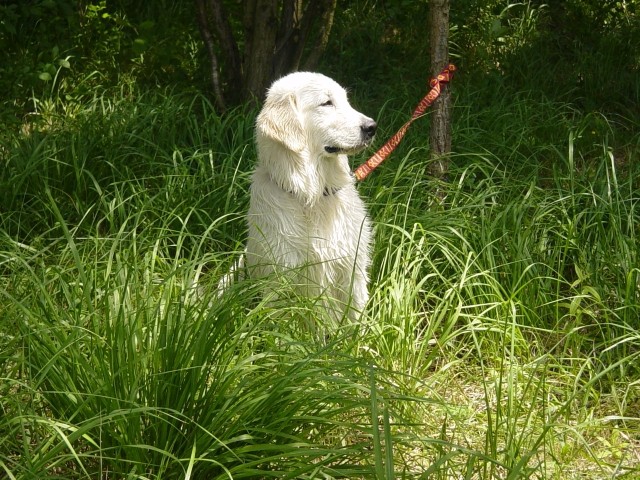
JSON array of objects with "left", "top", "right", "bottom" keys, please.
[{"left": 257, "top": 93, "right": 305, "bottom": 153}]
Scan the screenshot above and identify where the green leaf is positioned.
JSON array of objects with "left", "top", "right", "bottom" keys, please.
[
  {"left": 132, "top": 38, "right": 148, "bottom": 54},
  {"left": 491, "top": 18, "right": 506, "bottom": 36},
  {"left": 38, "top": 72, "right": 52, "bottom": 81},
  {"left": 58, "top": 59, "right": 71, "bottom": 69},
  {"left": 140, "top": 20, "right": 155, "bottom": 31}
]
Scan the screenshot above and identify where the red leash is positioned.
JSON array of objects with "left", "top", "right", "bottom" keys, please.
[{"left": 354, "top": 64, "right": 456, "bottom": 181}]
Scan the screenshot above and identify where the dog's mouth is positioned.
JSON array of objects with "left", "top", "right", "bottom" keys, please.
[
  {"left": 324, "top": 145, "right": 365, "bottom": 155},
  {"left": 324, "top": 139, "right": 373, "bottom": 155}
]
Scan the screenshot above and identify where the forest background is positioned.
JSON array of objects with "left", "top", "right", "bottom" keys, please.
[{"left": 1, "top": 1, "right": 639, "bottom": 478}]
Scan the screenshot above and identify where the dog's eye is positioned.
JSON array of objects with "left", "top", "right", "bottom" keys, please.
[{"left": 320, "top": 99, "right": 333, "bottom": 107}]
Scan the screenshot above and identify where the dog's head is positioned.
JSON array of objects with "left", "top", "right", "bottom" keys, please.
[{"left": 257, "top": 72, "right": 377, "bottom": 157}]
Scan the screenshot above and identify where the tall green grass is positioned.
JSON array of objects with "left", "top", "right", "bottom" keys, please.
[{"left": 1, "top": 83, "right": 639, "bottom": 478}]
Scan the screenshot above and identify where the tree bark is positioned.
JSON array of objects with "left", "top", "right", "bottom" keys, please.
[
  {"left": 243, "top": 0, "right": 279, "bottom": 101},
  {"left": 303, "top": 0, "right": 337, "bottom": 71},
  {"left": 195, "top": 0, "right": 226, "bottom": 111},
  {"left": 273, "top": 0, "right": 336, "bottom": 78},
  {"left": 205, "top": 0, "right": 243, "bottom": 105},
  {"left": 428, "top": 0, "right": 452, "bottom": 180},
  {"left": 196, "top": 0, "right": 338, "bottom": 106},
  {"left": 272, "top": 0, "right": 302, "bottom": 78}
]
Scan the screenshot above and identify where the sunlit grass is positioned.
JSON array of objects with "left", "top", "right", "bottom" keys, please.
[{"left": 1, "top": 83, "right": 639, "bottom": 478}]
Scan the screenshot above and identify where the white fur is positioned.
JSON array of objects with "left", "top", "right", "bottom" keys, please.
[{"left": 246, "top": 72, "right": 376, "bottom": 318}]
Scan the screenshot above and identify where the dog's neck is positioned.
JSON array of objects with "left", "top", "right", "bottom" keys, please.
[
  {"left": 257, "top": 140, "right": 353, "bottom": 205},
  {"left": 269, "top": 175, "right": 343, "bottom": 197}
]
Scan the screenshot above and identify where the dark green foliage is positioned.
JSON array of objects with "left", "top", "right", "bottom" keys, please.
[{"left": 0, "top": 0, "right": 201, "bottom": 135}]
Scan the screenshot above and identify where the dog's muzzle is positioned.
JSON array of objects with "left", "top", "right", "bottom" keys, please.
[{"left": 324, "top": 118, "right": 378, "bottom": 154}]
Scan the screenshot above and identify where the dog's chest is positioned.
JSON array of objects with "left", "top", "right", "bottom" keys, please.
[{"left": 301, "top": 194, "right": 367, "bottom": 250}]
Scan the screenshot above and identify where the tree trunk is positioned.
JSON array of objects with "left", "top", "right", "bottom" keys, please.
[
  {"left": 428, "top": 0, "right": 452, "bottom": 180},
  {"left": 195, "top": 0, "right": 226, "bottom": 111},
  {"left": 205, "top": 0, "right": 243, "bottom": 105},
  {"left": 243, "top": 0, "right": 279, "bottom": 101},
  {"left": 272, "top": 0, "right": 303, "bottom": 78},
  {"left": 303, "top": 0, "right": 337, "bottom": 71},
  {"left": 195, "top": 0, "right": 338, "bottom": 106}
]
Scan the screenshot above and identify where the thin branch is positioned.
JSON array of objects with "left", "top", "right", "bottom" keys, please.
[
  {"left": 276, "top": 0, "right": 298, "bottom": 51},
  {"left": 206, "top": 0, "right": 243, "bottom": 104},
  {"left": 303, "top": 0, "right": 337, "bottom": 70},
  {"left": 273, "top": 0, "right": 302, "bottom": 78},
  {"left": 290, "top": 1, "right": 319, "bottom": 70},
  {"left": 195, "top": 0, "right": 226, "bottom": 111}
]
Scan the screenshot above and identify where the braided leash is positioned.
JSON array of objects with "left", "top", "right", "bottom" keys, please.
[{"left": 354, "top": 64, "right": 456, "bottom": 181}]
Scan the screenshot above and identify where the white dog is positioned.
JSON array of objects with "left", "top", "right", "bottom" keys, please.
[{"left": 245, "top": 72, "right": 376, "bottom": 319}]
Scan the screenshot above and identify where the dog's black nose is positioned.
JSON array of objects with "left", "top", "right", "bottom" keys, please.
[{"left": 361, "top": 119, "right": 377, "bottom": 140}]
